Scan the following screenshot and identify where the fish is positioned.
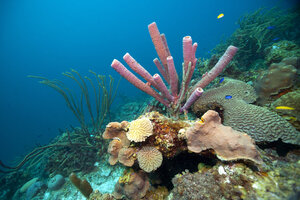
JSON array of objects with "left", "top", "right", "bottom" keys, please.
[
  {"left": 217, "top": 13, "right": 224, "bottom": 19},
  {"left": 267, "top": 26, "right": 276, "bottom": 30},
  {"left": 272, "top": 37, "right": 280, "bottom": 41},
  {"left": 219, "top": 77, "right": 225, "bottom": 83},
  {"left": 225, "top": 95, "right": 232, "bottom": 99},
  {"left": 275, "top": 106, "right": 295, "bottom": 110},
  {"left": 112, "top": 137, "right": 121, "bottom": 141}
]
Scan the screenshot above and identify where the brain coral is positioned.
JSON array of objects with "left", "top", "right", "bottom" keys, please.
[
  {"left": 127, "top": 118, "right": 153, "bottom": 142},
  {"left": 137, "top": 146, "right": 163, "bottom": 172},
  {"left": 193, "top": 78, "right": 300, "bottom": 145}
]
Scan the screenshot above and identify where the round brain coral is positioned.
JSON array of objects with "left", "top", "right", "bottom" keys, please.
[
  {"left": 137, "top": 146, "right": 163, "bottom": 173},
  {"left": 127, "top": 118, "right": 153, "bottom": 142}
]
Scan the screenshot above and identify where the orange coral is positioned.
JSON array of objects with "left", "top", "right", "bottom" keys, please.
[
  {"left": 107, "top": 140, "right": 122, "bottom": 165},
  {"left": 118, "top": 147, "right": 137, "bottom": 167}
]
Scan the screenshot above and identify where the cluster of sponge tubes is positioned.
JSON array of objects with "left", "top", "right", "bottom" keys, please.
[{"left": 111, "top": 22, "right": 238, "bottom": 116}]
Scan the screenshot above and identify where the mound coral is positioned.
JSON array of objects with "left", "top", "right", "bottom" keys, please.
[
  {"left": 186, "top": 110, "right": 262, "bottom": 164},
  {"left": 264, "top": 41, "right": 300, "bottom": 64},
  {"left": 193, "top": 78, "right": 300, "bottom": 145},
  {"left": 271, "top": 90, "right": 300, "bottom": 131},
  {"left": 127, "top": 118, "right": 153, "bottom": 142},
  {"left": 114, "top": 170, "right": 150, "bottom": 200},
  {"left": 137, "top": 146, "right": 163, "bottom": 173},
  {"left": 255, "top": 57, "right": 298, "bottom": 104}
]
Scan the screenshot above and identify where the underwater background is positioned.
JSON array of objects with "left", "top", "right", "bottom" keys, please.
[
  {"left": 0, "top": 0, "right": 296, "bottom": 165},
  {"left": 0, "top": 0, "right": 300, "bottom": 199}
]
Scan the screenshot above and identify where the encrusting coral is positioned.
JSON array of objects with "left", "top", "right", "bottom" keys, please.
[
  {"left": 186, "top": 110, "right": 263, "bottom": 164},
  {"left": 271, "top": 89, "right": 300, "bottom": 131},
  {"left": 255, "top": 56, "right": 298, "bottom": 104},
  {"left": 114, "top": 170, "right": 150, "bottom": 200},
  {"left": 193, "top": 78, "right": 300, "bottom": 145}
]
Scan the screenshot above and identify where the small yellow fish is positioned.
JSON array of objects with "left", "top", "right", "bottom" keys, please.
[
  {"left": 217, "top": 13, "right": 224, "bottom": 19},
  {"left": 275, "top": 106, "right": 295, "bottom": 110}
]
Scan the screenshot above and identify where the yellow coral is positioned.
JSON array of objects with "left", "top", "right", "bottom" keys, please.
[
  {"left": 127, "top": 118, "right": 153, "bottom": 142},
  {"left": 118, "top": 168, "right": 134, "bottom": 184},
  {"left": 137, "top": 146, "right": 163, "bottom": 172}
]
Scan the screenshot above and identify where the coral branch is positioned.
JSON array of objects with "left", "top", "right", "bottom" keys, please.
[
  {"left": 167, "top": 56, "right": 179, "bottom": 97},
  {"left": 192, "top": 45, "right": 238, "bottom": 90},
  {"left": 153, "top": 74, "right": 174, "bottom": 102},
  {"left": 111, "top": 59, "right": 169, "bottom": 106},
  {"left": 180, "top": 87, "right": 203, "bottom": 112},
  {"left": 148, "top": 22, "right": 170, "bottom": 75}
]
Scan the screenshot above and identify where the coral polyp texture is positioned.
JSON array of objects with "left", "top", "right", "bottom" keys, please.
[
  {"left": 114, "top": 170, "right": 150, "bottom": 200},
  {"left": 271, "top": 90, "right": 300, "bottom": 131},
  {"left": 137, "top": 146, "right": 163, "bottom": 173},
  {"left": 193, "top": 78, "right": 300, "bottom": 145},
  {"left": 111, "top": 21, "right": 237, "bottom": 117},
  {"left": 255, "top": 56, "right": 298, "bottom": 104},
  {"left": 186, "top": 110, "right": 263, "bottom": 164},
  {"left": 127, "top": 118, "right": 153, "bottom": 142}
]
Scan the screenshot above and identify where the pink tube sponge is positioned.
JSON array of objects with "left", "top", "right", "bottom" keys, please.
[{"left": 192, "top": 45, "right": 238, "bottom": 90}]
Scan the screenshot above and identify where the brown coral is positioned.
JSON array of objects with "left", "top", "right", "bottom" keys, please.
[
  {"left": 118, "top": 147, "right": 137, "bottom": 167},
  {"left": 103, "top": 121, "right": 130, "bottom": 147},
  {"left": 142, "top": 111, "right": 189, "bottom": 158},
  {"left": 193, "top": 78, "right": 300, "bottom": 145},
  {"left": 255, "top": 57, "right": 298, "bottom": 104},
  {"left": 107, "top": 140, "right": 123, "bottom": 165},
  {"left": 137, "top": 146, "right": 163, "bottom": 173},
  {"left": 114, "top": 170, "right": 150, "bottom": 200},
  {"left": 127, "top": 118, "right": 153, "bottom": 142},
  {"left": 271, "top": 90, "right": 300, "bottom": 131},
  {"left": 103, "top": 121, "right": 131, "bottom": 165},
  {"left": 186, "top": 110, "right": 262, "bottom": 164}
]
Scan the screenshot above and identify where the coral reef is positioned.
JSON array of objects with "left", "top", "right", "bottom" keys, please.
[
  {"left": 111, "top": 22, "right": 237, "bottom": 117},
  {"left": 137, "top": 146, "right": 163, "bottom": 173},
  {"left": 127, "top": 118, "right": 153, "bottom": 142},
  {"left": 186, "top": 110, "right": 263, "bottom": 164},
  {"left": 255, "top": 56, "right": 298, "bottom": 104},
  {"left": 114, "top": 170, "right": 150, "bottom": 200},
  {"left": 264, "top": 41, "right": 300, "bottom": 64},
  {"left": 170, "top": 150, "right": 300, "bottom": 200},
  {"left": 213, "top": 7, "right": 300, "bottom": 68},
  {"left": 271, "top": 89, "right": 300, "bottom": 131},
  {"left": 193, "top": 78, "right": 300, "bottom": 145}
]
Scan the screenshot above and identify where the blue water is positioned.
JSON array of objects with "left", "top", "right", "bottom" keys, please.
[{"left": 0, "top": 0, "right": 297, "bottom": 164}]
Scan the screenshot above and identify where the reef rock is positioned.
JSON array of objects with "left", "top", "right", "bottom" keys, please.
[
  {"left": 271, "top": 90, "right": 300, "bottom": 131},
  {"left": 255, "top": 57, "right": 298, "bottom": 104},
  {"left": 193, "top": 78, "right": 300, "bottom": 145}
]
